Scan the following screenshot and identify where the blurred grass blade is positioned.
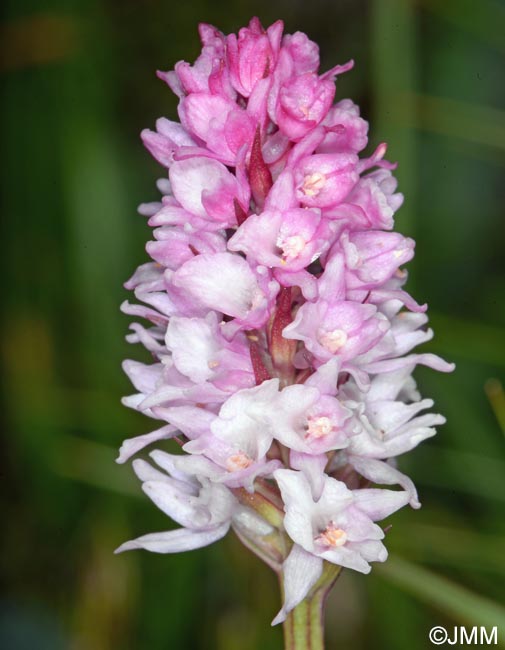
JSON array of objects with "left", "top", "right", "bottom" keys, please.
[
  {"left": 377, "top": 556, "right": 505, "bottom": 635},
  {"left": 410, "top": 94, "right": 505, "bottom": 152},
  {"left": 388, "top": 524, "right": 505, "bottom": 574},
  {"left": 428, "top": 312, "right": 505, "bottom": 367},
  {"left": 485, "top": 379, "right": 505, "bottom": 435},
  {"left": 422, "top": 0, "right": 505, "bottom": 54},
  {"left": 408, "top": 445, "right": 505, "bottom": 502},
  {"left": 61, "top": 116, "right": 131, "bottom": 386},
  {"left": 50, "top": 435, "right": 140, "bottom": 497},
  {"left": 371, "top": 0, "right": 418, "bottom": 240}
]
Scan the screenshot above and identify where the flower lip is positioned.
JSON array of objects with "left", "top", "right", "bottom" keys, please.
[
  {"left": 305, "top": 415, "right": 334, "bottom": 440},
  {"left": 277, "top": 234, "right": 307, "bottom": 261},
  {"left": 226, "top": 451, "right": 254, "bottom": 472},
  {"left": 302, "top": 172, "right": 326, "bottom": 197},
  {"left": 318, "top": 328, "right": 348, "bottom": 353},
  {"left": 314, "top": 523, "right": 348, "bottom": 548}
]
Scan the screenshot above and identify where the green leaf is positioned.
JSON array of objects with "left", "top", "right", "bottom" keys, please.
[
  {"left": 428, "top": 312, "right": 505, "bottom": 367},
  {"left": 406, "top": 445, "right": 505, "bottom": 502},
  {"left": 49, "top": 435, "right": 140, "bottom": 497},
  {"left": 387, "top": 524, "right": 505, "bottom": 574},
  {"left": 376, "top": 556, "right": 505, "bottom": 635}
]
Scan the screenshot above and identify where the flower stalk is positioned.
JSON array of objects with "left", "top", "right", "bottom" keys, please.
[
  {"left": 282, "top": 564, "right": 342, "bottom": 650},
  {"left": 283, "top": 592, "right": 325, "bottom": 650}
]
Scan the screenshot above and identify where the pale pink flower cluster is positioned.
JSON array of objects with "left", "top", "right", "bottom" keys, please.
[{"left": 116, "top": 18, "right": 454, "bottom": 624}]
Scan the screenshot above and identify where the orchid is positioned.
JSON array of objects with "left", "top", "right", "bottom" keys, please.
[{"left": 116, "top": 17, "right": 453, "bottom": 650}]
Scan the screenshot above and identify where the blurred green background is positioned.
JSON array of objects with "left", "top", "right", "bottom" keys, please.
[{"left": 1, "top": 1, "right": 504, "bottom": 648}]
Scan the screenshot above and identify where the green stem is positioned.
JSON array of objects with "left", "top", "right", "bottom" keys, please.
[
  {"left": 283, "top": 588, "right": 325, "bottom": 650},
  {"left": 282, "top": 564, "right": 342, "bottom": 650}
]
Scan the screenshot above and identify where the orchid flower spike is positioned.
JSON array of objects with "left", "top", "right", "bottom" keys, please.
[{"left": 117, "top": 16, "right": 454, "bottom": 641}]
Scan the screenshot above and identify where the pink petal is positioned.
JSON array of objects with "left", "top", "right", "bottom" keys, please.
[
  {"left": 169, "top": 157, "right": 240, "bottom": 223},
  {"left": 172, "top": 252, "right": 269, "bottom": 321}
]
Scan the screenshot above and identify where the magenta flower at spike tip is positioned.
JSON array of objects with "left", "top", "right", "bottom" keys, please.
[{"left": 116, "top": 17, "right": 454, "bottom": 649}]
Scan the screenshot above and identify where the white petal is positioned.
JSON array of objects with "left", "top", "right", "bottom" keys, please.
[
  {"left": 271, "top": 545, "right": 323, "bottom": 625},
  {"left": 149, "top": 450, "right": 201, "bottom": 484},
  {"left": 122, "top": 360, "right": 163, "bottom": 394},
  {"left": 169, "top": 157, "right": 236, "bottom": 217},
  {"left": 289, "top": 452, "right": 328, "bottom": 501},
  {"left": 353, "top": 488, "right": 410, "bottom": 521},
  {"left": 212, "top": 379, "right": 279, "bottom": 456},
  {"left": 305, "top": 357, "right": 341, "bottom": 395},
  {"left": 116, "top": 425, "right": 177, "bottom": 464},
  {"left": 366, "top": 398, "right": 434, "bottom": 433},
  {"left": 142, "top": 480, "right": 211, "bottom": 528},
  {"left": 363, "top": 353, "right": 455, "bottom": 375},
  {"left": 115, "top": 523, "right": 230, "bottom": 554},
  {"left": 166, "top": 315, "right": 220, "bottom": 383},
  {"left": 132, "top": 458, "right": 173, "bottom": 484},
  {"left": 172, "top": 252, "right": 262, "bottom": 319},
  {"left": 353, "top": 539, "right": 388, "bottom": 563},
  {"left": 218, "top": 378, "right": 280, "bottom": 420},
  {"left": 321, "top": 545, "right": 371, "bottom": 573},
  {"left": 161, "top": 450, "right": 226, "bottom": 483},
  {"left": 349, "top": 456, "right": 420, "bottom": 508},
  {"left": 382, "top": 423, "right": 439, "bottom": 456},
  {"left": 274, "top": 469, "right": 315, "bottom": 550},
  {"left": 316, "top": 475, "right": 354, "bottom": 515},
  {"left": 366, "top": 366, "right": 416, "bottom": 401},
  {"left": 151, "top": 405, "right": 215, "bottom": 439}
]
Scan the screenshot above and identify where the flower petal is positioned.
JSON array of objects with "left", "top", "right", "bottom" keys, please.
[
  {"left": 349, "top": 456, "right": 420, "bottom": 509},
  {"left": 271, "top": 545, "right": 323, "bottom": 625},
  {"left": 115, "top": 523, "right": 230, "bottom": 554},
  {"left": 116, "top": 425, "right": 177, "bottom": 464},
  {"left": 352, "top": 487, "right": 410, "bottom": 521},
  {"left": 172, "top": 252, "right": 265, "bottom": 320}
]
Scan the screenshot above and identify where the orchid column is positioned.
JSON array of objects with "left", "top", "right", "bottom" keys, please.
[{"left": 116, "top": 18, "right": 454, "bottom": 650}]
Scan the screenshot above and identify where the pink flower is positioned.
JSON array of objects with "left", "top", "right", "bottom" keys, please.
[
  {"left": 283, "top": 297, "right": 390, "bottom": 368},
  {"left": 282, "top": 31, "right": 320, "bottom": 75},
  {"left": 158, "top": 23, "right": 230, "bottom": 99},
  {"left": 117, "top": 17, "right": 454, "bottom": 629},
  {"left": 340, "top": 230, "right": 415, "bottom": 289},
  {"left": 318, "top": 99, "right": 369, "bottom": 155},
  {"left": 169, "top": 154, "right": 249, "bottom": 224},
  {"left": 228, "top": 206, "right": 334, "bottom": 271},
  {"left": 146, "top": 227, "right": 226, "bottom": 270},
  {"left": 226, "top": 18, "right": 283, "bottom": 97},
  {"left": 294, "top": 152, "right": 359, "bottom": 208},
  {"left": 178, "top": 93, "right": 255, "bottom": 164},
  {"left": 344, "top": 168, "right": 404, "bottom": 230},
  {"left": 165, "top": 312, "right": 254, "bottom": 389},
  {"left": 275, "top": 72, "right": 336, "bottom": 140},
  {"left": 141, "top": 118, "right": 196, "bottom": 168}
]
